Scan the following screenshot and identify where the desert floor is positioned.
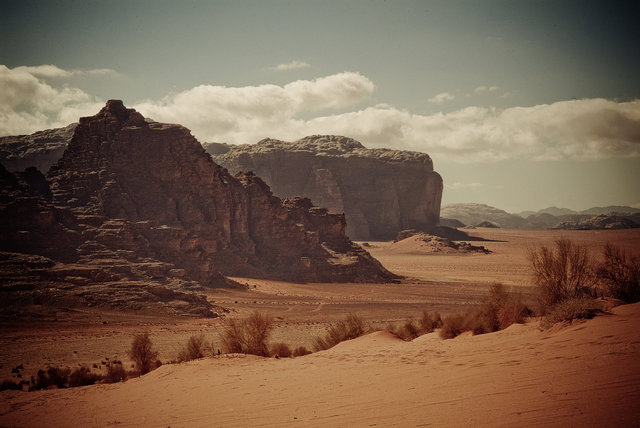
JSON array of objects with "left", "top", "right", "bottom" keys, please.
[{"left": 1, "top": 228, "right": 639, "bottom": 427}]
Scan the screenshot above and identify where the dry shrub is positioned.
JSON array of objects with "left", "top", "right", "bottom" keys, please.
[
  {"left": 104, "top": 363, "right": 128, "bottom": 383},
  {"left": 1, "top": 379, "right": 24, "bottom": 391},
  {"left": 292, "top": 346, "right": 312, "bottom": 357},
  {"left": 541, "top": 296, "right": 604, "bottom": 329},
  {"left": 440, "top": 284, "right": 531, "bottom": 339},
  {"left": 313, "top": 313, "right": 368, "bottom": 351},
  {"left": 270, "top": 342, "right": 292, "bottom": 358},
  {"left": 129, "top": 333, "right": 159, "bottom": 375},
  {"left": 68, "top": 366, "right": 102, "bottom": 387},
  {"left": 221, "top": 311, "right": 274, "bottom": 357},
  {"left": 439, "top": 313, "right": 468, "bottom": 339},
  {"left": 597, "top": 244, "right": 640, "bottom": 302},
  {"left": 529, "top": 239, "right": 596, "bottom": 313},
  {"left": 420, "top": 311, "right": 443, "bottom": 333},
  {"left": 178, "top": 334, "right": 208, "bottom": 362},
  {"left": 29, "top": 367, "right": 70, "bottom": 390}
]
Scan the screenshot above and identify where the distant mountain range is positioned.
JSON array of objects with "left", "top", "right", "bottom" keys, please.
[{"left": 441, "top": 203, "right": 640, "bottom": 230}]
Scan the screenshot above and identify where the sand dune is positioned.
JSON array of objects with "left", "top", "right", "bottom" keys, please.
[{"left": 2, "top": 302, "right": 639, "bottom": 427}]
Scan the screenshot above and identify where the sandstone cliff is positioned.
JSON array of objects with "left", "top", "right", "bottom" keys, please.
[
  {"left": 1, "top": 101, "right": 394, "bottom": 316},
  {"left": 206, "top": 136, "right": 443, "bottom": 240}
]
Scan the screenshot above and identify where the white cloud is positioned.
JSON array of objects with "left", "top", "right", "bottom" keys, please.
[
  {"left": 446, "top": 182, "right": 483, "bottom": 190},
  {"left": 0, "top": 65, "right": 105, "bottom": 136},
  {"left": 2, "top": 65, "right": 639, "bottom": 166},
  {"left": 474, "top": 85, "right": 499, "bottom": 94},
  {"left": 428, "top": 92, "right": 455, "bottom": 104},
  {"left": 269, "top": 60, "right": 311, "bottom": 71},
  {"left": 14, "top": 65, "right": 119, "bottom": 78}
]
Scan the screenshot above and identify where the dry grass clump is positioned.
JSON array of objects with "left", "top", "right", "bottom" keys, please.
[
  {"left": 221, "top": 311, "right": 274, "bottom": 357},
  {"left": 292, "top": 346, "right": 312, "bottom": 357},
  {"left": 528, "top": 238, "right": 596, "bottom": 314},
  {"left": 270, "top": 342, "right": 292, "bottom": 358},
  {"left": 389, "top": 311, "right": 442, "bottom": 341},
  {"left": 313, "top": 313, "right": 369, "bottom": 351},
  {"left": 129, "top": 333, "right": 159, "bottom": 375},
  {"left": 540, "top": 296, "right": 604, "bottom": 329},
  {"left": 103, "top": 362, "right": 128, "bottom": 383},
  {"left": 177, "top": 334, "right": 209, "bottom": 362},
  {"left": 1, "top": 379, "right": 27, "bottom": 391},
  {"left": 597, "top": 244, "right": 640, "bottom": 302},
  {"left": 68, "top": 366, "right": 102, "bottom": 387},
  {"left": 439, "top": 284, "right": 531, "bottom": 339},
  {"left": 29, "top": 367, "right": 71, "bottom": 391}
]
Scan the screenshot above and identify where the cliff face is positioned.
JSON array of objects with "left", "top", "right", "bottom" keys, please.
[
  {"left": 2, "top": 101, "right": 393, "bottom": 309},
  {"left": 206, "top": 135, "right": 443, "bottom": 240},
  {"left": 0, "top": 124, "right": 76, "bottom": 172}
]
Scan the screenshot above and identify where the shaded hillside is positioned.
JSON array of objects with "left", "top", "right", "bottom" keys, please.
[
  {"left": 0, "top": 124, "right": 76, "bottom": 172},
  {"left": 207, "top": 136, "right": 443, "bottom": 240}
]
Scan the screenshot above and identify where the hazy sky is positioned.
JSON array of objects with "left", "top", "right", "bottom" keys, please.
[{"left": 1, "top": 0, "right": 639, "bottom": 212}]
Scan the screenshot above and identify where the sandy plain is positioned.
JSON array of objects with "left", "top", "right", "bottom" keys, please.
[{"left": 1, "top": 227, "right": 639, "bottom": 427}]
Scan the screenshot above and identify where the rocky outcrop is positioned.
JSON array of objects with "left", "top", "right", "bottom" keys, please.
[
  {"left": 0, "top": 124, "right": 76, "bottom": 172},
  {"left": 206, "top": 136, "right": 443, "bottom": 240},
  {"left": 1, "top": 101, "right": 394, "bottom": 316}
]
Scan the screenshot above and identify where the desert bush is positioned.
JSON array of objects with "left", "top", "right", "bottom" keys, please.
[
  {"left": 597, "top": 244, "right": 640, "bottom": 302},
  {"left": 129, "top": 333, "right": 159, "bottom": 375},
  {"left": 440, "top": 284, "right": 531, "bottom": 339},
  {"left": 68, "top": 366, "right": 102, "bottom": 387},
  {"left": 313, "top": 313, "right": 368, "bottom": 351},
  {"left": 178, "top": 334, "right": 208, "bottom": 362},
  {"left": 419, "top": 311, "right": 443, "bottom": 333},
  {"left": 292, "top": 346, "right": 312, "bottom": 357},
  {"left": 103, "top": 363, "right": 128, "bottom": 383},
  {"left": 30, "top": 366, "right": 71, "bottom": 390},
  {"left": 221, "top": 311, "right": 274, "bottom": 357},
  {"left": 270, "top": 342, "right": 292, "bottom": 358},
  {"left": 541, "top": 296, "right": 604, "bottom": 329},
  {"left": 529, "top": 239, "right": 596, "bottom": 313},
  {"left": 0, "top": 379, "right": 24, "bottom": 391},
  {"left": 439, "top": 313, "right": 469, "bottom": 339}
]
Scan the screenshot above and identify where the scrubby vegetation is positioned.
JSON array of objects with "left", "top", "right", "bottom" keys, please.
[
  {"left": 129, "top": 333, "right": 159, "bottom": 375},
  {"left": 313, "top": 313, "right": 369, "bottom": 351},
  {"left": 597, "top": 243, "right": 640, "bottom": 302},
  {"left": 104, "top": 362, "right": 128, "bottom": 383},
  {"left": 177, "top": 334, "right": 209, "bottom": 362},
  {"left": 68, "top": 366, "right": 102, "bottom": 387},
  {"left": 221, "top": 311, "right": 274, "bottom": 357},
  {"left": 439, "top": 284, "right": 531, "bottom": 339},
  {"left": 292, "top": 346, "right": 312, "bottom": 357},
  {"left": 540, "top": 296, "right": 604, "bottom": 329},
  {"left": 388, "top": 311, "right": 442, "bottom": 341},
  {"left": 270, "top": 342, "right": 292, "bottom": 358}
]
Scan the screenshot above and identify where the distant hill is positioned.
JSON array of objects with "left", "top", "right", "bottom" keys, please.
[{"left": 442, "top": 203, "right": 640, "bottom": 230}]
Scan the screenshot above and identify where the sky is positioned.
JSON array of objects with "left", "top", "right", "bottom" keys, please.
[{"left": 1, "top": 0, "right": 639, "bottom": 212}]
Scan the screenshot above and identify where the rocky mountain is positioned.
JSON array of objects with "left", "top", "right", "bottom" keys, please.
[
  {"left": 1, "top": 101, "right": 395, "bottom": 317},
  {"left": 0, "top": 123, "right": 76, "bottom": 172},
  {"left": 442, "top": 203, "right": 640, "bottom": 230},
  {"left": 206, "top": 136, "right": 443, "bottom": 240}
]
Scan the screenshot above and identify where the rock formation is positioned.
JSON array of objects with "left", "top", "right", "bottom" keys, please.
[
  {"left": 0, "top": 124, "right": 76, "bottom": 172},
  {"left": 206, "top": 136, "right": 443, "bottom": 240},
  {"left": 1, "top": 101, "right": 395, "bottom": 317}
]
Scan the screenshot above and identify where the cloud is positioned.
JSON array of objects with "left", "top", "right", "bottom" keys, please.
[
  {"left": 0, "top": 65, "right": 105, "bottom": 136},
  {"left": 474, "top": 85, "right": 499, "bottom": 93},
  {"left": 446, "top": 182, "right": 483, "bottom": 190},
  {"left": 14, "top": 65, "right": 119, "bottom": 78},
  {"left": 268, "top": 60, "right": 311, "bottom": 71},
  {"left": 2, "top": 66, "right": 639, "bottom": 165},
  {"left": 428, "top": 92, "right": 455, "bottom": 104},
  {"left": 133, "top": 72, "right": 374, "bottom": 143}
]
